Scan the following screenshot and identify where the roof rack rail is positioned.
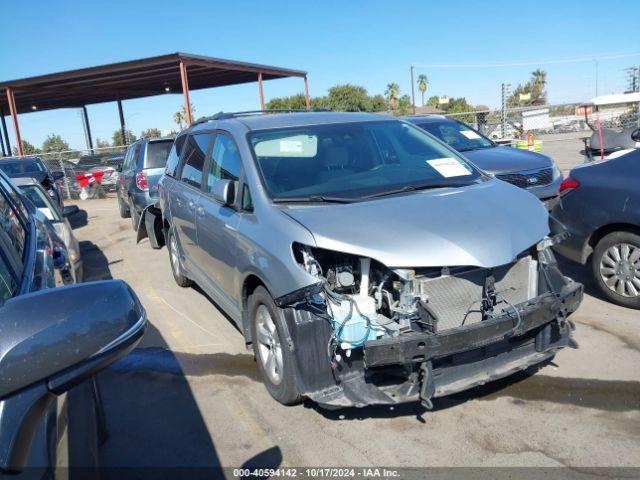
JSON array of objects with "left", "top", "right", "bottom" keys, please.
[{"left": 191, "top": 109, "right": 333, "bottom": 127}]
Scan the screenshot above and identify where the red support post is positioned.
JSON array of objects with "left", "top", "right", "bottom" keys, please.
[
  {"left": 6, "top": 88, "right": 23, "bottom": 156},
  {"left": 179, "top": 61, "right": 193, "bottom": 126},
  {"left": 304, "top": 76, "right": 310, "bottom": 111},
  {"left": 258, "top": 72, "right": 265, "bottom": 112}
]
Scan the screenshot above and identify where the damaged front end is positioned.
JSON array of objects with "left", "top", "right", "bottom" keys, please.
[{"left": 275, "top": 238, "right": 582, "bottom": 409}]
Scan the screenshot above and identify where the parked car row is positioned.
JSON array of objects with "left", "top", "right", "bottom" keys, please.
[
  {"left": 0, "top": 169, "right": 147, "bottom": 477},
  {"left": 128, "top": 111, "right": 584, "bottom": 409}
]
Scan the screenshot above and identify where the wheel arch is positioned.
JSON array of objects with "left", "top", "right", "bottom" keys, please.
[
  {"left": 587, "top": 223, "right": 640, "bottom": 260},
  {"left": 241, "top": 273, "right": 272, "bottom": 344}
]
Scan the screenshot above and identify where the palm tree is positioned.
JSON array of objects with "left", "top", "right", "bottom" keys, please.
[
  {"left": 417, "top": 74, "right": 429, "bottom": 106},
  {"left": 385, "top": 83, "right": 400, "bottom": 112},
  {"left": 173, "top": 110, "right": 184, "bottom": 129},
  {"left": 173, "top": 103, "right": 196, "bottom": 130},
  {"left": 531, "top": 69, "right": 547, "bottom": 103}
]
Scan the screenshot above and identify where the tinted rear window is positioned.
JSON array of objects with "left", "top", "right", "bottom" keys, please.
[
  {"left": 145, "top": 141, "right": 173, "bottom": 169},
  {"left": 0, "top": 159, "right": 45, "bottom": 176}
]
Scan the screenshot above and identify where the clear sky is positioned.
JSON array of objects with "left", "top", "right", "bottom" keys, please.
[{"left": 1, "top": 0, "right": 639, "bottom": 150}]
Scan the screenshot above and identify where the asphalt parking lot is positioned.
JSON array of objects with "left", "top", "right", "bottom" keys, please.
[{"left": 72, "top": 197, "right": 639, "bottom": 471}]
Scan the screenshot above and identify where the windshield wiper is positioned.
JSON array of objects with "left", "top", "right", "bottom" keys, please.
[
  {"left": 363, "top": 182, "right": 468, "bottom": 199},
  {"left": 273, "top": 195, "right": 355, "bottom": 204}
]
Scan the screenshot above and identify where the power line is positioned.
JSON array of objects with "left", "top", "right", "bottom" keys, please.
[{"left": 412, "top": 52, "right": 640, "bottom": 69}]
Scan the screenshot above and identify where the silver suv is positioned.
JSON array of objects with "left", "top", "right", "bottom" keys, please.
[{"left": 150, "top": 111, "right": 583, "bottom": 408}]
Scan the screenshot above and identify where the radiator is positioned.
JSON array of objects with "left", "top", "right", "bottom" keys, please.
[{"left": 418, "top": 256, "right": 538, "bottom": 331}]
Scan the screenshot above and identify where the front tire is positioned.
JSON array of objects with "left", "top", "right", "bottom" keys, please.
[
  {"left": 167, "top": 230, "right": 192, "bottom": 288},
  {"left": 249, "top": 286, "right": 301, "bottom": 405},
  {"left": 592, "top": 231, "right": 640, "bottom": 309}
]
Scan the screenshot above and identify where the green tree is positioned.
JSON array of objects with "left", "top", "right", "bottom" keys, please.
[
  {"left": 95, "top": 138, "right": 110, "bottom": 149},
  {"left": 12, "top": 140, "right": 40, "bottom": 156},
  {"left": 173, "top": 104, "right": 196, "bottom": 130},
  {"left": 266, "top": 93, "right": 308, "bottom": 110},
  {"left": 112, "top": 129, "right": 137, "bottom": 146},
  {"left": 384, "top": 82, "right": 400, "bottom": 111},
  {"left": 326, "top": 84, "right": 372, "bottom": 111},
  {"left": 140, "top": 128, "right": 162, "bottom": 139},
  {"left": 417, "top": 74, "right": 429, "bottom": 106},
  {"left": 507, "top": 69, "right": 548, "bottom": 107},
  {"left": 397, "top": 95, "right": 412, "bottom": 115},
  {"left": 370, "top": 94, "right": 387, "bottom": 112},
  {"left": 41, "top": 134, "right": 70, "bottom": 153}
]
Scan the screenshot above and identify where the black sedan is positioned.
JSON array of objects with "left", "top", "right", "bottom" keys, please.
[
  {"left": 0, "top": 156, "right": 65, "bottom": 208},
  {"left": 552, "top": 149, "right": 640, "bottom": 309}
]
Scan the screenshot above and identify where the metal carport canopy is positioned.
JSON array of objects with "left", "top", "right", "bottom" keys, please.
[{"left": 0, "top": 52, "right": 309, "bottom": 155}]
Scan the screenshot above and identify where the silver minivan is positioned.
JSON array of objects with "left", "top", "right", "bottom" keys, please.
[{"left": 148, "top": 112, "right": 583, "bottom": 408}]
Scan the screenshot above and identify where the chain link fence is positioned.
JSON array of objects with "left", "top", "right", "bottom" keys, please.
[
  {"left": 9, "top": 146, "right": 128, "bottom": 201},
  {"left": 442, "top": 101, "right": 640, "bottom": 173}
]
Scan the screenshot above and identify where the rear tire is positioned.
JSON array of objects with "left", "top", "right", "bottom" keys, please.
[
  {"left": 168, "top": 230, "right": 192, "bottom": 288},
  {"left": 118, "top": 195, "right": 130, "bottom": 218},
  {"left": 130, "top": 199, "right": 140, "bottom": 231},
  {"left": 249, "top": 286, "right": 301, "bottom": 406},
  {"left": 591, "top": 231, "right": 640, "bottom": 309}
]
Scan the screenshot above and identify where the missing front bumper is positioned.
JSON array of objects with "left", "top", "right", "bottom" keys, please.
[{"left": 289, "top": 280, "right": 582, "bottom": 408}]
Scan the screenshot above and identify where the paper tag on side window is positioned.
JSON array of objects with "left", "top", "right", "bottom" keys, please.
[
  {"left": 280, "top": 140, "right": 303, "bottom": 153},
  {"left": 427, "top": 158, "right": 472, "bottom": 178},
  {"left": 460, "top": 130, "right": 481, "bottom": 140}
]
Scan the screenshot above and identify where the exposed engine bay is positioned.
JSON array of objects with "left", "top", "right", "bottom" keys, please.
[{"left": 278, "top": 237, "right": 582, "bottom": 408}]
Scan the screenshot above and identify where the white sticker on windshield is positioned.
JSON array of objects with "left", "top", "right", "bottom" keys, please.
[
  {"left": 280, "top": 140, "right": 303, "bottom": 153},
  {"left": 427, "top": 158, "right": 472, "bottom": 178},
  {"left": 460, "top": 130, "right": 481, "bottom": 140}
]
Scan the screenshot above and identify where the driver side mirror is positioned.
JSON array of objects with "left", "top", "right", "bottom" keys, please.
[
  {"left": 211, "top": 179, "right": 235, "bottom": 206},
  {"left": 631, "top": 128, "right": 640, "bottom": 142},
  {"left": 51, "top": 170, "right": 65, "bottom": 181},
  {"left": 0, "top": 280, "right": 146, "bottom": 472}
]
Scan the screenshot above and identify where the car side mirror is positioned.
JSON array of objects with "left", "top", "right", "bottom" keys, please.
[
  {"left": 211, "top": 179, "right": 235, "bottom": 206},
  {"left": 62, "top": 205, "right": 79, "bottom": 217},
  {"left": 0, "top": 280, "right": 146, "bottom": 473},
  {"left": 51, "top": 170, "right": 65, "bottom": 181},
  {"left": 631, "top": 128, "right": 640, "bottom": 142}
]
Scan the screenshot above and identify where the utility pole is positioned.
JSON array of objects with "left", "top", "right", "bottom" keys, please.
[
  {"left": 501, "top": 83, "right": 510, "bottom": 139},
  {"left": 410, "top": 65, "right": 416, "bottom": 115}
]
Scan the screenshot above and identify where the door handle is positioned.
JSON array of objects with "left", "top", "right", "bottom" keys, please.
[{"left": 196, "top": 206, "right": 205, "bottom": 217}]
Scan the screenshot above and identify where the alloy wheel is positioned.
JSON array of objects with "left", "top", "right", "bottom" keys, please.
[
  {"left": 255, "top": 304, "right": 283, "bottom": 385},
  {"left": 170, "top": 234, "right": 180, "bottom": 275},
  {"left": 599, "top": 243, "right": 640, "bottom": 298}
]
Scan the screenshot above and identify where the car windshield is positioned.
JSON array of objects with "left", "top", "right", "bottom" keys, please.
[
  {"left": 0, "top": 159, "right": 45, "bottom": 176},
  {"left": 146, "top": 141, "right": 173, "bottom": 169},
  {"left": 249, "top": 120, "right": 483, "bottom": 201},
  {"left": 19, "top": 185, "right": 61, "bottom": 222},
  {"left": 416, "top": 120, "right": 494, "bottom": 152}
]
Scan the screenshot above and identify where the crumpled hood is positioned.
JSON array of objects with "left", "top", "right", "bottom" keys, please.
[
  {"left": 464, "top": 146, "right": 552, "bottom": 174},
  {"left": 281, "top": 179, "right": 549, "bottom": 268}
]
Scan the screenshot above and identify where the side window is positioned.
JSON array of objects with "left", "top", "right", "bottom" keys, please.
[
  {"left": 0, "top": 187, "right": 26, "bottom": 263},
  {"left": 132, "top": 143, "right": 142, "bottom": 169},
  {"left": 0, "top": 253, "right": 16, "bottom": 302},
  {"left": 206, "top": 133, "right": 241, "bottom": 193},
  {"left": 179, "top": 134, "right": 212, "bottom": 189},
  {"left": 123, "top": 146, "right": 134, "bottom": 170},
  {"left": 165, "top": 136, "right": 186, "bottom": 177}
]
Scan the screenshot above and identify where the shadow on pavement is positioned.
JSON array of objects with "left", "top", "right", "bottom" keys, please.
[
  {"left": 76, "top": 241, "right": 280, "bottom": 478},
  {"left": 67, "top": 208, "right": 89, "bottom": 229},
  {"left": 79, "top": 241, "right": 113, "bottom": 281}
]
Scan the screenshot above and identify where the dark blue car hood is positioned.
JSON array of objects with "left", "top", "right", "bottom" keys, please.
[{"left": 463, "top": 145, "right": 552, "bottom": 174}]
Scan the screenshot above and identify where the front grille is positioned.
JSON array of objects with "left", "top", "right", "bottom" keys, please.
[
  {"left": 417, "top": 256, "right": 537, "bottom": 331},
  {"left": 496, "top": 168, "right": 553, "bottom": 189}
]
